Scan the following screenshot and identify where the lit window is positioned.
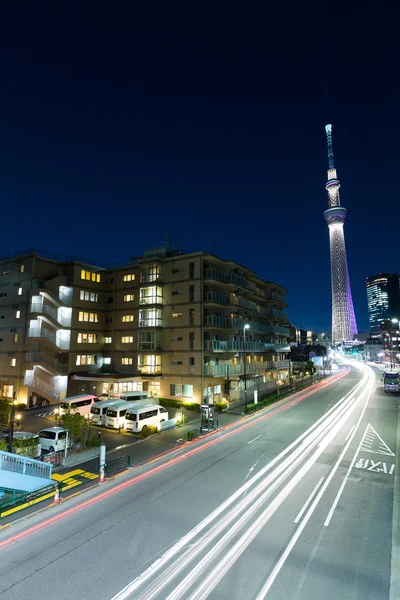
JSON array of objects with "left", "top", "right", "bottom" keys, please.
[
  {"left": 170, "top": 384, "right": 193, "bottom": 397},
  {"left": 78, "top": 312, "right": 98, "bottom": 322},
  {"left": 123, "top": 274, "right": 136, "bottom": 282},
  {"left": 77, "top": 333, "right": 97, "bottom": 343},
  {"left": 81, "top": 269, "right": 101, "bottom": 283},
  {"left": 104, "top": 336, "right": 112, "bottom": 343},
  {"left": 172, "top": 313, "right": 183, "bottom": 318},
  {"left": 122, "top": 315, "right": 134, "bottom": 322},
  {"left": 122, "top": 357, "right": 133, "bottom": 365},
  {"left": 18, "top": 287, "right": 22, "bottom": 296},
  {"left": 13, "top": 334, "right": 18, "bottom": 343},
  {"left": 20, "top": 265, "right": 25, "bottom": 273},
  {"left": 122, "top": 336, "right": 134, "bottom": 343},
  {"left": 124, "top": 294, "right": 135, "bottom": 302},
  {"left": 104, "top": 357, "right": 111, "bottom": 365},
  {"left": 16, "top": 310, "right": 20, "bottom": 319},
  {"left": 76, "top": 355, "right": 96, "bottom": 365},
  {"left": 11, "top": 358, "right": 16, "bottom": 367}
]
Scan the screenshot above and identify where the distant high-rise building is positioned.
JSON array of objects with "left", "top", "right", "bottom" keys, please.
[
  {"left": 323, "top": 124, "right": 358, "bottom": 343},
  {"left": 366, "top": 273, "right": 400, "bottom": 334}
]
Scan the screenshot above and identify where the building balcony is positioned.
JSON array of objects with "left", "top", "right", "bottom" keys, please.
[
  {"left": 204, "top": 315, "right": 228, "bottom": 327},
  {"left": 28, "top": 327, "right": 70, "bottom": 350},
  {"left": 30, "top": 302, "right": 72, "bottom": 328},
  {"left": 24, "top": 373, "right": 59, "bottom": 399},
  {"left": 139, "top": 319, "right": 163, "bottom": 327},
  {"left": 26, "top": 352, "right": 69, "bottom": 375},
  {"left": 272, "top": 359, "right": 290, "bottom": 369},
  {"left": 137, "top": 365, "right": 162, "bottom": 375},
  {"left": 139, "top": 296, "right": 163, "bottom": 305},
  {"left": 203, "top": 340, "right": 277, "bottom": 352},
  {"left": 203, "top": 361, "right": 272, "bottom": 377},
  {"left": 203, "top": 291, "right": 229, "bottom": 305}
]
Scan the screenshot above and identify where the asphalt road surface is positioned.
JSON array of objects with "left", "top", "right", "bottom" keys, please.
[{"left": 0, "top": 363, "right": 397, "bottom": 600}]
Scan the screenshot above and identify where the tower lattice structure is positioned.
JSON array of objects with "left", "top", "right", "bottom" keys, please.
[{"left": 323, "top": 124, "right": 358, "bottom": 342}]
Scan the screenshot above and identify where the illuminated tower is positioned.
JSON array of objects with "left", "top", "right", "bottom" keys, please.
[{"left": 324, "top": 124, "right": 358, "bottom": 342}]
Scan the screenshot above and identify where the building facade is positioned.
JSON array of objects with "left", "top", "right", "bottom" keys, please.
[
  {"left": 366, "top": 273, "right": 400, "bottom": 335},
  {"left": 0, "top": 246, "right": 290, "bottom": 406}
]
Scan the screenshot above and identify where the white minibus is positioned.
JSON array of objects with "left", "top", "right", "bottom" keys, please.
[
  {"left": 119, "top": 391, "right": 151, "bottom": 402},
  {"left": 58, "top": 394, "right": 100, "bottom": 417},
  {"left": 124, "top": 403, "right": 169, "bottom": 433},
  {"left": 90, "top": 400, "right": 118, "bottom": 425},
  {"left": 105, "top": 400, "right": 138, "bottom": 429}
]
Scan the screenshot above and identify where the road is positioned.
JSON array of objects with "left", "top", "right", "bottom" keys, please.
[{"left": 0, "top": 363, "right": 397, "bottom": 600}]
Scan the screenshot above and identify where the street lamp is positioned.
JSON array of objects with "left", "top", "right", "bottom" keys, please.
[{"left": 243, "top": 323, "right": 250, "bottom": 412}]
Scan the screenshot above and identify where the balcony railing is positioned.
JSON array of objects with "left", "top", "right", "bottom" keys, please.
[
  {"left": 139, "top": 296, "right": 163, "bottom": 305},
  {"left": 275, "top": 343, "right": 291, "bottom": 353},
  {"left": 30, "top": 302, "right": 71, "bottom": 327},
  {"left": 272, "top": 359, "right": 290, "bottom": 369},
  {"left": 26, "top": 352, "right": 69, "bottom": 374},
  {"left": 0, "top": 451, "right": 52, "bottom": 480},
  {"left": 137, "top": 365, "right": 162, "bottom": 375},
  {"left": 203, "top": 291, "right": 228, "bottom": 305},
  {"left": 203, "top": 340, "right": 277, "bottom": 352},
  {"left": 204, "top": 315, "right": 228, "bottom": 327},
  {"left": 139, "top": 319, "right": 163, "bottom": 327},
  {"left": 24, "top": 373, "right": 59, "bottom": 399},
  {"left": 28, "top": 327, "right": 70, "bottom": 350},
  {"left": 203, "top": 361, "right": 272, "bottom": 377},
  {"left": 271, "top": 291, "right": 287, "bottom": 304}
]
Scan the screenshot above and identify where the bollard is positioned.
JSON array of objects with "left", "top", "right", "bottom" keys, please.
[
  {"left": 53, "top": 483, "right": 60, "bottom": 504},
  {"left": 99, "top": 443, "right": 106, "bottom": 483}
]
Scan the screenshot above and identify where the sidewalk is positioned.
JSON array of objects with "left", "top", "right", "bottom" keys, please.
[{"left": 390, "top": 410, "right": 400, "bottom": 599}]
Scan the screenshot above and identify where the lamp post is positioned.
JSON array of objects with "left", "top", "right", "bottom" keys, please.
[{"left": 243, "top": 323, "right": 250, "bottom": 412}]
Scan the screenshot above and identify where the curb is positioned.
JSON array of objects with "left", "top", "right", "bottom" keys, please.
[{"left": 390, "top": 409, "right": 400, "bottom": 599}]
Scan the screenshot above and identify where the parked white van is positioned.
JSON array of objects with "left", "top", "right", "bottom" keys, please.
[
  {"left": 38, "top": 427, "right": 71, "bottom": 452},
  {"left": 124, "top": 403, "right": 169, "bottom": 433},
  {"left": 58, "top": 394, "right": 100, "bottom": 417},
  {"left": 105, "top": 401, "right": 138, "bottom": 429},
  {"left": 90, "top": 400, "right": 118, "bottom": 425},
  {"left": 119, "top": 391, "right": 150, "bottom": 402}
]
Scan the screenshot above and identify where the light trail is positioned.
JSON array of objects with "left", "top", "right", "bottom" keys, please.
[{"left": 0, "top": 369, "right": 348, "bottom": 551}]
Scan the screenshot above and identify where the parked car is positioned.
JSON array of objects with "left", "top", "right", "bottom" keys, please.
[{"left": 38, "top": 427, "right": 71, "bottom": 452}]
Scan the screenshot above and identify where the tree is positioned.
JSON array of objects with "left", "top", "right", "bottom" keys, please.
[
  {"left": 59, "top": 413, "right": 96, "bottom": 448},
  {"left": 305, "top": 360, "right": 316, "bottom": 374}
]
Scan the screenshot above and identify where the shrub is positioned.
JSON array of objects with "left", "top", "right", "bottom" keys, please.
[
  {"left": 213, "top": 402, "right": 227, "bottom": 413},
  {"left": 15, "top": 403, "right": 26, "bottom": 412},
  {"left": 186, "top": 430, "right": 197, "bottom": 441},
  {"left": 158, "top": 398, "right": 182, "bottom": 409},
  {"left": 184, "top": 402, "right": 200, "bottom": 412},
  {"left": 0, "top": 439, "right": 7, "bottom": 451}
]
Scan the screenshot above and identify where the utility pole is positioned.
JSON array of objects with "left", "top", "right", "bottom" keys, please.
[
  {"left": 243, "top": 323, "right": 250, "bottom": 412},
  {"left": 7, "top": 391, "right": 16, "bottom": 454}
]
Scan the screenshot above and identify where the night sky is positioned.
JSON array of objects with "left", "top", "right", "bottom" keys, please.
[{"left": 0, "top": 5, "right": 398, "bottom": 333}]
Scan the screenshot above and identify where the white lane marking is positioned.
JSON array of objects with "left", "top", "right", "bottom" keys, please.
[
  {"left": 345, "top": 424, "right": 355, "bottom": 442},
  {"left": 360, "top": 423, "right": 395, "bottom": 456},
  {"left": 248, "top": 434, "right": 263, "bottom": 444},
  {"left": 354, "top": 458, "right": 395, "bottom": 474},
  {"left": 109, "top": 371, "right": 368, "bottom": 600},
  {"left": 253, "top": 364, "right": 375, "bottom": 599},
  {"left": 294, "top": 477, "right": 324, "bottom": 524}
]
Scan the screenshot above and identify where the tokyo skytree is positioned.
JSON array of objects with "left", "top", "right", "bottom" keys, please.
[{"left": 323, "top": 124, "right": 358, "bottom": 342}]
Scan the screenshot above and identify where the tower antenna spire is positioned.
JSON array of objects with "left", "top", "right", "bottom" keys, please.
[{"left": 325, "top": 124, "right": 335, "bottom": 169}]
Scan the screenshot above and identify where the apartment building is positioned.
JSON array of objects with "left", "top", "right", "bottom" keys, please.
[{"left": 0, "top": 245, "right": 290, "bottom": 406}]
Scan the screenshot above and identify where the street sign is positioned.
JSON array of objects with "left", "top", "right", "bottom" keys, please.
[{"left": 309, "top": 351, "right": 316, "bottom": 358}]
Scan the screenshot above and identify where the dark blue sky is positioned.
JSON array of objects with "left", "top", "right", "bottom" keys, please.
[{"left": 0, "top": 4, "right": 398, "bottom": 333}]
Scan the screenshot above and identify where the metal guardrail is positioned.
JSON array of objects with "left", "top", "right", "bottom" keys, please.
[
  {"left": 0, "top": 482, "right": 57, "bottom": 517},
  {"left": 244, "top": 376, "right": 324, "bottom": 414},
  {"left": 0, "top": 450, "right": 52, "bottom": 479},
  {"left": 104, "top": 454, "right": 131, "bottom": 476}
]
